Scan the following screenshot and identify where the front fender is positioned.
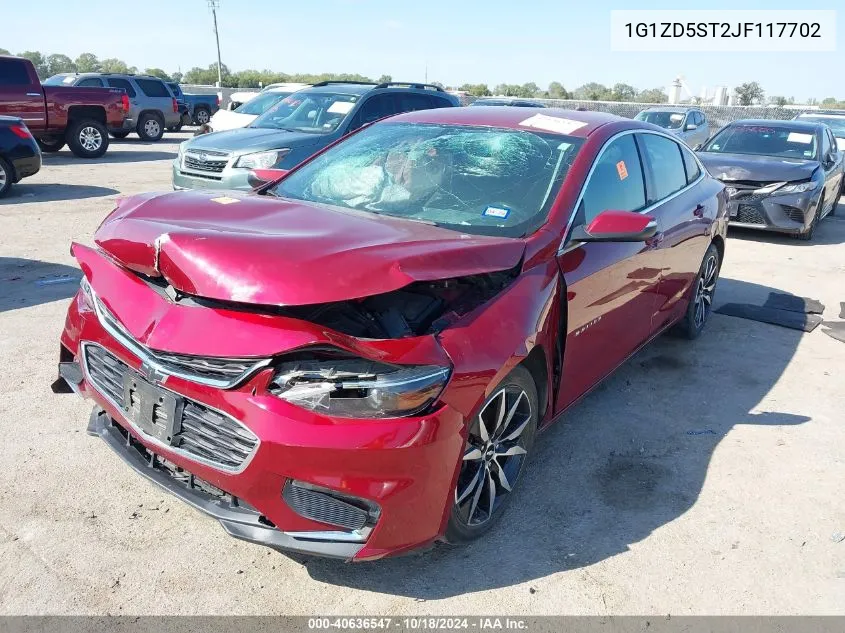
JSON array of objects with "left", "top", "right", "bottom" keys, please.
[{"left": 436, "top": 260, "right": 561, "bottom": 423}]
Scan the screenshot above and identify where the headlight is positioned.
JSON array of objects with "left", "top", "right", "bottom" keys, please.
[
  {"left": 777, "top": 181, "right": 819, "bottom": 194},
  {"left": 79, "top": 276, "right": 94, "bottom": 310},
  {"left": 269, "top": 354, "right": 450, "bottom": 418},
  {"left": 234, "top": 149, "right": 290, "bottom": 169}
]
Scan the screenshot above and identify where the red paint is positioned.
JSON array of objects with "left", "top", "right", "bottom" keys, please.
[
  {"left": 59, "top": 108, "right": 728, "bottom": 559},
  {"left": 586, "top": 209, "right": 653, "bottom": 236}
]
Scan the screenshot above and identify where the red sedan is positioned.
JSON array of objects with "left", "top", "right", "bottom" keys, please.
[{"left": 55, "top": 107, "right": 728, "bottom": 560}]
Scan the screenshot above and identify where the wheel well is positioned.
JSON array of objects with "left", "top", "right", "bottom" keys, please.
[
  {"left": 67, "top": 106, "right": 106, "bottom": 126},
  {"left": 138, "top": 109, "right": 165, "bottom": 122},
  {"left": 711, "top": 234, "right": 725, "bottom": 264},
  {"left": 520, "top": 346, "right": 548, "bottom": 420}
]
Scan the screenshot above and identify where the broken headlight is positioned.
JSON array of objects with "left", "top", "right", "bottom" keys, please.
[
  {"left": 777, "top": 180, "right": 819, "bottom": 194},
  {"left": 269, "top": 355, "right": 450, "bottom": 418}
]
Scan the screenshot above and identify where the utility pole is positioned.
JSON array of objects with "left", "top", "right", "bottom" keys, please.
[{"left": 208, "top": 0, "right": 223, "bottom": 88}]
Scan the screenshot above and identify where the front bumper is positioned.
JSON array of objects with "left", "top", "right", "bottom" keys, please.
[
  {"left": 726, "top": 188, "right": 817, "bottom": 233},
  {"left": 171, "top": 156, "right": 252, "bottom": 191},
  {"left": 59, "top": 288, "right": 465, "bottom": 560}
]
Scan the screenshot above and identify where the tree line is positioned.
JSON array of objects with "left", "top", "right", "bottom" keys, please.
[{"left": 4, "top": 49, "right": 843, "bottom": 108}]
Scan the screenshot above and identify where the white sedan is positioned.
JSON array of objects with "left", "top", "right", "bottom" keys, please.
[{"left": 209, "top": 84, "right": 310, "bottom": 133}]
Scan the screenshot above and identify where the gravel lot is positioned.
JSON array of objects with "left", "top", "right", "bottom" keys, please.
[{"left": 0, "top": 134, "right": 843, "bottom": 615}]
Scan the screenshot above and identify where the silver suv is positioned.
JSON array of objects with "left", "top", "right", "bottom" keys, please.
[
  {"left": 634, "top": 107, "right": 711, "bottom": 149},
  {"left": 44, "top": 72, "right": 181, "bottom": 141}
]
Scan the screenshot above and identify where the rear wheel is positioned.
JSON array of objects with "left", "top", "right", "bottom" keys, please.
[
  {"left": 445, "top": 365, "right": 538, "bottom": 543},
  {"left": 679, "top": 242, "right": 720, "bottom": 340},
  {"left": 137, "top": 113, "right": 164, "bottom": 141},
  {"left": 0, "top": 157, "right": 12, "bottom": 197},
  {"left": 66, "top": 119, "right": 109, "bottom": 158},
  {"left": 194, "top": 107, "right": 210, "bottom": 125},
  {"left": 37, "top": 137, "right": 66, "bottom": 152}
]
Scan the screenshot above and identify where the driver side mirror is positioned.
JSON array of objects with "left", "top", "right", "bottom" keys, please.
[
  {"left": 685, "top": 123, "right": 698, "bottom": 131},
  {"left": 570, "top": 210, "right": 658, "bottom": 242},
  {"left": 693, "top": 143, "right": 703, "bottom": 151}
]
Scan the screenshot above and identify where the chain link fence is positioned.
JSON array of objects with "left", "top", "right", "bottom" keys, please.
[{"left": 464, "top": 96, "right": 816, "bottom": 131}]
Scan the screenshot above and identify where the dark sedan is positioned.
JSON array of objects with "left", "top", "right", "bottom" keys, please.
[
  {"left": 697, "top": 119, "right": 844, "bottom": 240},
  {"left": 0, "top": 116, "right": 41, "bottom": 198}
]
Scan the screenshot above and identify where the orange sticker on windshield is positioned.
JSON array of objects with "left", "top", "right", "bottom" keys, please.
[{"left": 616, "top": 161, "right": 628, "bottom": 180}]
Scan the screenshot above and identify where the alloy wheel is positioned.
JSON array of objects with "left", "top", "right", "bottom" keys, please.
[
  {"left": 693, "top": 253, "right": 718, "bottom": 329},
  {"left": 79, "top": 126, "right": 103, "bottom": 152},
  {"left": 144, "top": 119, "right": 161, "bottom": 138},
  {"left": 196, "top": 109, "right": 210, "bottom": 124},
  {"left": 0, "top": 163, "right": 7, "bottom": 190},
  {"left": 455, "top": 386, "right": 532, "bottom": 527}
]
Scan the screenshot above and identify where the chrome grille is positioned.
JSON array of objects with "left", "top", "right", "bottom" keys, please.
[
  {"left": 92, "top": 294, "right": 269, "bottom": 388},
  {"left": 183, "top": 150, "right": 228, "bottom": 174},
  {"left": 83, "top": 343, "right": 258, "bottom": 471},
  {"left": 283, "top": 482, "right": 369, "bottom": 531}
]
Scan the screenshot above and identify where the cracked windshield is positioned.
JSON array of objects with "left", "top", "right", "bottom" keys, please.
[{"left": 273, "top": 122, "right": 584, "bottom": 237}]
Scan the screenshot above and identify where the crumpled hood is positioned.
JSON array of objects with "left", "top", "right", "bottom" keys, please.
[
  {"left": 94, "top": 191, "right": 525, "bottom": 306},
  {"left": 185, "top": 126, "right": 324, "bottom": 153},
  {"left": 697, "top": 152, "right": 819, "bottom": 182}
]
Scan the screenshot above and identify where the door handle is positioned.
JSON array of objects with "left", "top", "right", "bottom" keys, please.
[
  {"left": 26, "top": 92, "right": 41, "bottom": 97},
  {"left": 693, "top": 204, "right": 705, "bottom": 218}
]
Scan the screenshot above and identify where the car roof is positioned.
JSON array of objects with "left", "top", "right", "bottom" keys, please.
[
  {"left": 640, "top": 106, "right": 696, "bottom": 113},
  {"left": 390, "top": 106, "right": 622, "bottom": 137},
  {"left": 796, "top": 110, "right": 845, "bottom": 118},
  {"left": 305, "top": 83, "right": 377, "bottom": 96},
  {"left": 729, "top": 118, "right": 824, "bottom": 132}
]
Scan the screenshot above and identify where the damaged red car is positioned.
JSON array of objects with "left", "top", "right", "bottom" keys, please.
[{"left": 55, "top": 108, "right": 728, "bottom": 560}]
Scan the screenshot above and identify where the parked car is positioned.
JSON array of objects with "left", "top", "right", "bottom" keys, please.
[
  {"left": 173, "top": 81, "right": 459, "bottom": 191},
  {"left": 470, "top": 98, "right": 547, "bottom": 107},
  {"left": 0, "top": 56, "right": 128, "bottom": 158},
  {"left": 0, "top": 116, "right": 41, "bottom": 197},
  {"left": 794, "top": 110, "right": 845, "bottom": 151},
  {"left": 166, "top": 83, "right": 219, "bottom": 126},
  {"left": 45, "top": 72, "right": 181, "bottom": 141},
  {"left": 697, "top": 119, "right": 844, "bottom": 240},
  {"left": 56, "top": 108, "right": 727, "bottom": 560},
  {"left": 206, "top": 84, "right": 310, "bottom": 133},
  {"left": 635, "top": 106, "right": 710, "bottom": 148}
]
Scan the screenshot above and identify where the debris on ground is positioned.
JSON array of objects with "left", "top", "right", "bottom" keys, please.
[
  {"left": 832, "top": 531, "right": 845, "bottom": 544},
  {"left": 687, "top": 429, "right": 718, "bottom": 436}
]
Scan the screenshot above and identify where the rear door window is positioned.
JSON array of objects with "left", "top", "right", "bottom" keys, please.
[
  {"left": 638, "top": 133, "right": 688, "bottom": 203},
  {"left": 106, "top": 78, "right": 136, "bottom": 98},
  {"left": 77, "top": 78, "right": 104, "bottom": 87},
  {"left": 136, "top": 78, "right": 170, "bottom": 98},
  {"left": 579, "top": 134, "right": 647, "bottom": 224},
  {"left": 680, "top": 144, "right": 701, "bottom": 184},
  {"left": 0, "top": 59, "right": 33, "bottom": 85}
]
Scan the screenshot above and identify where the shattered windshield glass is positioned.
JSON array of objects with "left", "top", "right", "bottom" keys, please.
[{"left": 272, "top": 122, "right": 584, "bottom": 237}]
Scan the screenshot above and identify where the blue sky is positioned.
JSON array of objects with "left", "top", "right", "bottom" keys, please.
[{"left": 1, "top": 0, "right": 841, "bottom": 100}]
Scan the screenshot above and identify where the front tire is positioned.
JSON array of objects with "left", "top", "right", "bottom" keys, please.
[
  {"left": 445, "top": 365, "right": 538, "bottom": 543},
  {"left": 137, "top": 113, "right": 164, "bottom": 141},
  {"left": 679, "top": 242, "right": 720, "bottom": 340},
  {"left": 37, "top": 137, "right": 66, "bottom": 152},
  {"left": 797, "top": 194, "right": 823, "bottom": 241},
  {"left": 0, "top": 157, "right": 12, "bottom": 197},
  {"left": 66, "top": 119, "right": 109, "bottom": 158}
]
